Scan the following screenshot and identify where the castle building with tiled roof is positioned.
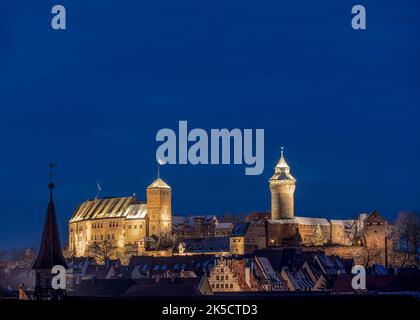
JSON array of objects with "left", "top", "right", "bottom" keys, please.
[{"left": 67, "top": 177, "right": 172, "bottom": 259}]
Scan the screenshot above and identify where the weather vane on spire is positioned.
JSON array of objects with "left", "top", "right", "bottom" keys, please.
[{"left": 49, "top": 162, "right": 57, "bottom": 190}]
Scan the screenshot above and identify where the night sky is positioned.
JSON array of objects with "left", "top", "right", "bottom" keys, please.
[{"left": 0, "top": 0, "right": 419, "bottom": 250}]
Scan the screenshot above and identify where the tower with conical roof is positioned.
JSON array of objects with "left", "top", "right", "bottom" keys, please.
[
  {"left": 32, "top": 163, "right": 68, "bottom": 300},
  {"left": 146, "top": 176, "right": 172, "bottom": 238},
  {"left": 269, "top": 148, "right": 296, "bottom": 220}
]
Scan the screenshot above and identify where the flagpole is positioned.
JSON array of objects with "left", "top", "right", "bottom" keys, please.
[{"left": 96, "top": 181, "right": 101, "bottom": 199}]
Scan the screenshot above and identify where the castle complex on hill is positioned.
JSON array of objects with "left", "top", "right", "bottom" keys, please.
[
  {"left": 66, "top": 149, "right": 388, "bottom": 265},
  {"left": 265, "top": 149, "right": 387, "bottom": 261}
]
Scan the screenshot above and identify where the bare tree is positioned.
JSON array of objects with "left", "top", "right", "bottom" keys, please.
[
  {"left": 391, "top": 211, "right": 420, "bottom": 267},
  {"left": 87, "top": 240, "right": 113, "bottom": 264},
  {"left": 158, "top": 233, "right": 177, "bottom": 249},
  {"left": 363, "top": 247, "right": 382, "bottom": 268},
  {"left": 344, "top": 215, "right": 364, "bottom": 246},
  {"left": 148, "top": 233, "right": 177, "bottom": 250}
]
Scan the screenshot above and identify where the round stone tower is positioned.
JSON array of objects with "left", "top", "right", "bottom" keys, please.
[{"left": 269, "top": 148, "right": 296, "bottom": 220}]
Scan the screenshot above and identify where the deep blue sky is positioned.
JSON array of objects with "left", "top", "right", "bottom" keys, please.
[{"left": 0, "top": 1, "right": 419, "bottom": 250}]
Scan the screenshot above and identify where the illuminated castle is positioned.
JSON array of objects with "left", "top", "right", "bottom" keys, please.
[
  {"left": 267, "top": 148, "right": 388, "bottom": 264},
  {"left": 269, "top": 147, "right": 296, "bottom": 219},
  {"left": 67, "top": 177, "right": 172, "bottom": 259}
]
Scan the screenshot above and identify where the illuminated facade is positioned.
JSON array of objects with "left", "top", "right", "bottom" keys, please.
[
  {"left": 67, "top": 178, "right": 172, "bottom": 258},
  {"left": 267, "top": 150, "right": 388, "bottom": 265},
  {"left": 269, "top": 148, "right": 296, "bottom": 219}
]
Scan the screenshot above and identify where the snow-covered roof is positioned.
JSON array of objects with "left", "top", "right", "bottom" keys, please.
[
  {"left": 215, "top": 222, "right": 234, "bottom": 230},
  {"left": 69, "top": 196, "right": 139, "bottom": 222},
  {"left": 283, "top": 268, "right": 314, "bottom": 290},
  {"left": 255, "top": 256, "right": 281, "bottom": 282},
  {"left": 295, "top": 217, "right": 330, "bottom": 226},
  {"left": 125, "top": 204, "right": 147, "bottom": 220},
  {"left": 330, "top": 220, "right": 343, "bottom": 225},
  {"left": 147, "top": 178, "right": 171, "bottom": 189},
  {"left": 330, "top": 219, "right": 355, "bottom": 226},
  {"left": 267, "top": 218, "right": 297, "bottom": 224}
]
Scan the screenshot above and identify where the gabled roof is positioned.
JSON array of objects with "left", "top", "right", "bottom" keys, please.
[
  {"left": 315, "top": 254, "right": 346, "bottom": 276},
  {"left": 231, "top": 222, "right": 250, "bottom": 236},
  {"left": 32, "top": 191, "right": 68, "bottom": 270},
  {"left": 69, "top": 196, "right": 140, "bottom": 222},
  {"left": 282, "top": 267, "right": 314, "bottom": 290},
  {"left": 365, "top": 211, "right": 386, "bottom": 225},
  {"left": 254, "top": 256, "right": 282, "bottom": 283}
]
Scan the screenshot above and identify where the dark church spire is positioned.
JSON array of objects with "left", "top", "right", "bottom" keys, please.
[{"left": 32, "top": 163, "right": 68, "bottom": 270}]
